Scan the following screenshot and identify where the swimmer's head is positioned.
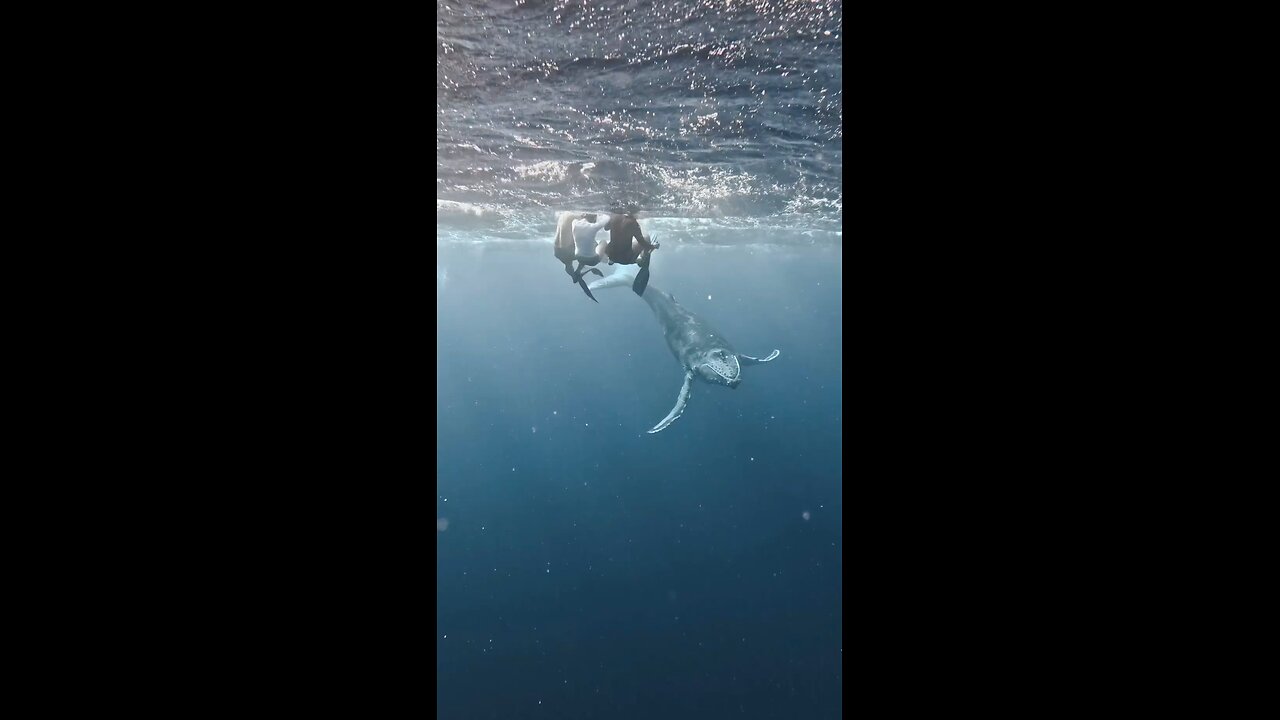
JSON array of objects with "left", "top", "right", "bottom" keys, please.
[{"left": 584, "top": 213, "right": 597, "bottom": 223}]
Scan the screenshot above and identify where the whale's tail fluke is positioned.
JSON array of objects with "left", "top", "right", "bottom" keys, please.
[{"left": 587, "top": 264, "right": 640, "bottom": 292}]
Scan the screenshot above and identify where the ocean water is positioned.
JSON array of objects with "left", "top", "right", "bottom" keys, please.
[{"left": 438, "top": 2, "right": 842, "bottom": 717}]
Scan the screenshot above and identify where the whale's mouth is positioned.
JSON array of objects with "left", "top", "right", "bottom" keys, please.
[
  {"left": 711, "top": 367, "right": 740, "bottom": 384},
  {"left": 704, "top": 352, "right": 741, "bottom": 386}
]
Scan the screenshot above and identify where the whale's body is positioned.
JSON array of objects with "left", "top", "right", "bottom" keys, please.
[
  {"left": 643, "top": 288, "right": 735, "bottom": 375},
  {"left": 590, "top": 266, "right": 779, "bottom": 433}
]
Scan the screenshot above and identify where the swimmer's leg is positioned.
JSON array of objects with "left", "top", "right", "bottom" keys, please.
[{"left": 572, "top": 260, "right": 604, "bottom": 282}]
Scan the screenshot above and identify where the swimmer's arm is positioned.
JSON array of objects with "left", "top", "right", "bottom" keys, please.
[{"left": 634, "top": 226, "right": 656, "bottom": 250}]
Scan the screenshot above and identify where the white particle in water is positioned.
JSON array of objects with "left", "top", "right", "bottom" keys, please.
[{"left": 803, "top": 511, "right": 811, "bottom": 521}]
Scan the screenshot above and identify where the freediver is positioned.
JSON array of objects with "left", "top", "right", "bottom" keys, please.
[
  {"left": 603, "top": 207, "right": 659, "bottom": 296},
  {"left": 553, "top": 210, "right": 608, "bottom": 301}
]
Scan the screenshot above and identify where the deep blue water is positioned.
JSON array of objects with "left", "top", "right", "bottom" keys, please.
[{"left": 438, "top": 2, "right": 841, "bottom": 717}]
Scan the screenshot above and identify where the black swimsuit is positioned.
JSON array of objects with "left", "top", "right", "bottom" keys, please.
[{"left": 607, "top": 216, "right": 642, "bottom": 264}]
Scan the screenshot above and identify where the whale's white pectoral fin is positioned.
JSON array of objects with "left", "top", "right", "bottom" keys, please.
[
  {"left": 648, "top": 372, "right": 693, "bottom": 434},
  {"left": 588, "top": 265, "right": 640, "bottom": 291},
  {"left": 738, "top": 349, "right": 780, "bottom": 364}
]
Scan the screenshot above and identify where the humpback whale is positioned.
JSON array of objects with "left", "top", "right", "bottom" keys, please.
[{"left": 589, "top": 266, "right": 780, "bottom": 433}]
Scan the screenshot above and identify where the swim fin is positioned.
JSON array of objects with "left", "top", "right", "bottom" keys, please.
[
  {"left": 578, "top": 278, "right": 599, "bottom": 302},
  {"left": 572, "top": 267, "right": 604, "bottom": 283},
  {"left": 632, "top": 266, "right": 650, "bottom": 296}
]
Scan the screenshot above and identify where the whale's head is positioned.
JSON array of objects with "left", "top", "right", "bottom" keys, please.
[{"left": 695, "top": 348, "right": 741, "bottom": 389}]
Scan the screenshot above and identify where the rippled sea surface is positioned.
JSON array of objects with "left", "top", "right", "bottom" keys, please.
[
  {"left": 438, "top": 2, "right": 841, "bottom": 718},
  {"left": 438, "top": 0, "right": 842, "bottom": 245}
]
